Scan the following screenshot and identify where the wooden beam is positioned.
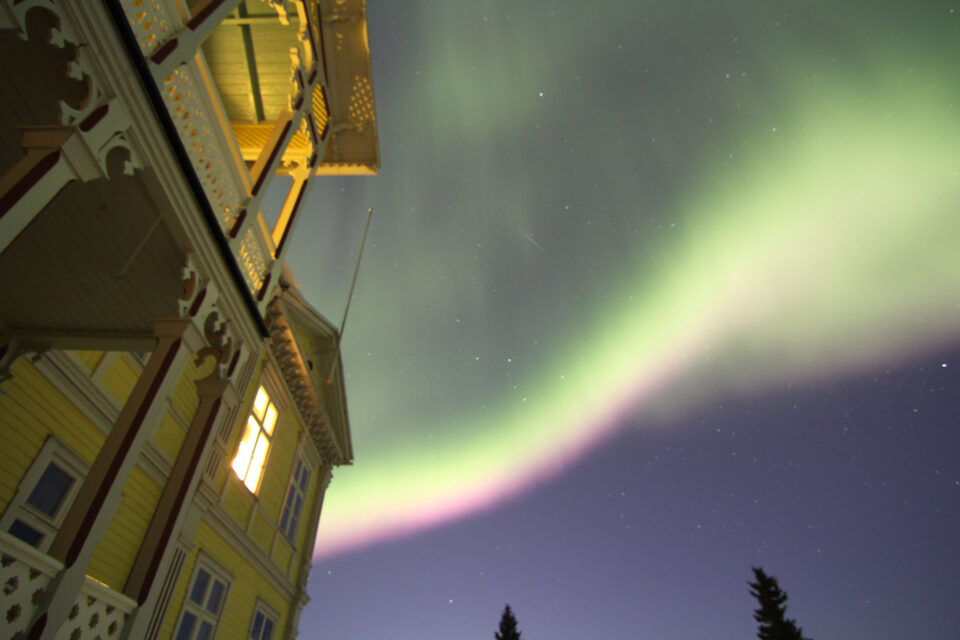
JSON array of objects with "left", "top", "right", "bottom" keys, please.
[{"left": 237, "top": 4, "right": 265, "bottom": 123}]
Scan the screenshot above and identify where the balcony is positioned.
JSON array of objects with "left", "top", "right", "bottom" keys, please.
[
  {"left": 0, "top": 532, "right": 136, "bottom": 640},
  {"left": 119, "top": 0, "right": 379, "bottom": 308},
  {"left": 0, "top": 0, "right": 376, "bottom": 356}
]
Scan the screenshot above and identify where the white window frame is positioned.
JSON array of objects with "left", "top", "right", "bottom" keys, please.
[
  {"left": 278, "top": 449, "right": 312, "bottom": 542},
  {"left": 247, "top": 599, "right": 280, "bottom": 640},
  {"left": 231, "top": 381, "right": 280, "bottom": 494},
  {"left": 174, "top": 553, "right": 232, "bottom": 640},
  {"left": 0, "top": 436, "right": 88, "bottom": 552}
]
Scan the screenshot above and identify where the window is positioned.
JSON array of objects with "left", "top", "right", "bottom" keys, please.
[
  {"left": 248, "top": 601, "right": 279, "bottom": 640},
  {"left": 232, "top": 385, "right": 278, "bottom": 493},
  {"left": 175, "top": 557, "right": 230, "bottom": 640},
  {"left": 0, "top": 437, "right": 86, "bottom": 551},
  {"left": 279, "top": 453, "right": 311, "bottom": 541}
]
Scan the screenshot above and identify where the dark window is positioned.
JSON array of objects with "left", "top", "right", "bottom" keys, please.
[
  {"left": 9, "top": 519, "right": 44, "bottom": 547},
  {"left": 279, "top": 456, "right": 310, "bottom": 540},
  {"left": 207, "top": 579, "right": 225, "bottom": 614},
  {"left": 176, "top": 612, "right": 197, "bottom": 640},
  {"left": 26, "top": 462, "right": 74, "bottom": 518},
  {"left": 190, "top": 568, "right": 210, "bottom": 605},
  {"left": 250, "top": 609, "right": 276, "bottom": 640}
]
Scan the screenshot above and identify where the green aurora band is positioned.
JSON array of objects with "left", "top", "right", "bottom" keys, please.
[{"left": 304, "top": 4, "right": 960, "bottom": 557}]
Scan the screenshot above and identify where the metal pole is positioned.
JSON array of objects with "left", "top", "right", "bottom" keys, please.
[{"left": 326, "top": 207, "right": 373, "bottom": 384}]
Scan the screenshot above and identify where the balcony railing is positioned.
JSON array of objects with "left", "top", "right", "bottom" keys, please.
[
  {"left": 0, "top": 532, "right": 136, "bottom": 639},
  {"left": 119, "top": 0, "right": 329, "bottom": 305}
]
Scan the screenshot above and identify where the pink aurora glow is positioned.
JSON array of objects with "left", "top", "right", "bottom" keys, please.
[{"left": 312, "top": 349, "right": 691, "bottom": 559}]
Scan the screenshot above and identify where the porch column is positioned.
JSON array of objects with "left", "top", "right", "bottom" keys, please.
[
  {"left": 120, "top": 376, "right": 239, "bottom": 640},
  {"left": 25, "top": 319, "right": 203, "bottom": 640}
]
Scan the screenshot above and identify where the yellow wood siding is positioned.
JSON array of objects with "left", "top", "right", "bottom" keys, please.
[
  {"left": 272, "top": 535, "right": 292, "bottom": 574},
  {"left": 0, "top": 359, "right": 105, "bottom": 511},
  {"left": 196, "top": 520, "right": 289, "bottom": 640},
  {"left": 71, "top": 350, "right": 105, "bottom": 373},
  {"left": 86, "top": 464, "right": 162, "bottom": 590},
  {"left": 223, "top": 478, "right": 254, "bottom": 528},
  {"left": 101, "top": 353, "right": 139, "bottom": 406},
  {"left": 154, "top": 410, "right": 187, "bottom": 463},
  {"left": 250, "top": 509, "right": 273, "bottom": 552},
  {"left": 157, "top": 519, "right": 293, "bottom": 640}
]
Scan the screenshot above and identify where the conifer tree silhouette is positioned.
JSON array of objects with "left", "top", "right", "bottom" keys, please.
[
  {"left": 495, "top": 604, "right": 522, "bottom": 640},
  {"left": 748, "top": 567, "right": 810, "bottom": 640}
]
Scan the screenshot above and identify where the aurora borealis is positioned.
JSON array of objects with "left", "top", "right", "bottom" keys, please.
[{"left": 290, "top": 2, "right": 960, "bottom": 638}]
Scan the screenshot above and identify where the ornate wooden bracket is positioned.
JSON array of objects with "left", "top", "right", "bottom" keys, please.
[{"left": 178, "top": 253, "right": 247, "bottom": 383}]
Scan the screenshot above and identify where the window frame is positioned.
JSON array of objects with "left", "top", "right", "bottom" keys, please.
[
  {"left": 278, "top": 449, "right": 312, "bottom": 542},
  {"left": 0, "top": 436, "right": 87, "bottom": 552},
  {"left": 247, "top": 599, "right": 280, "bottom": 640},
  {"left": 231, "top": 382, "right": 280, "bottom": 494},
  {"left": 174, "top": 553, "right": 232, "bottom": 640}
]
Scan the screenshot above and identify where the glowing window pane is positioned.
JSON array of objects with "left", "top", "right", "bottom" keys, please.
[
  {"left": 233, "top": 383, "right": 280, "bottom": 494},
  {"left": 231, "top": 418, "right": 259, "bottom": 480},
  {"left": 244, "top": 434, "right": 270, "bottom": 492},
  {"left": 262, "top": 404, "right": 278, "bottom": 435},
  {"left": 252, "top": 387, "right": 269, "bottom": 421}
]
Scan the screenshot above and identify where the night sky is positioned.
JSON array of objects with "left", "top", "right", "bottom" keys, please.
[{"left": 285, "top": 2, "right": 960, "bottom": 638}]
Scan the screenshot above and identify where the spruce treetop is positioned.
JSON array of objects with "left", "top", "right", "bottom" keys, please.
[
  {"left": 495, "top": 604, "right": 521, "bottom": 640},
  {"left": 748, "top": 567, "right": 810, "bottom": 640}
]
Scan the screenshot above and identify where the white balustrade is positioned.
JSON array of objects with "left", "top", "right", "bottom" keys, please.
[
  {"left": 1, "top": 532, "right": 137, "bottom": 639},
  {"left": 1, "top": 532, "right": 62, "bottom": 639}
]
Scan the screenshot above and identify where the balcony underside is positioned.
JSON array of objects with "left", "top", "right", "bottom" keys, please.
[
  {"left": 0, "top": 24, "right": 186, "bottom": 343},
  {"left": 0, "top": 168, "right": 184, "bottom": 338}
]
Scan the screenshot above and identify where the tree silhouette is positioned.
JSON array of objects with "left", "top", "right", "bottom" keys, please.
[
  {"left": 748, "top": 567, "right": 810, "bottom": 640},
  {"left": 495, "top": 604, "right": 522, "bottom": 640}
]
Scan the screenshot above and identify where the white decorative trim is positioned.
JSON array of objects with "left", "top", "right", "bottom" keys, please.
[
  {"left": 140, "top": 440, "right": 173, "bottom": 486},
  {"left": 0, "top": 530, "right": 63, "bottom": 637},
  {"left": 81, "top": 573, "right": 137, "bottom": 612},
  {"left": 264, "top": 298, "right": 347, "bottom": 464},
  {"left": 34, "top": 351, "right": 117, "bottom": 435},
  {"left": 201, "top": 502, "right": 297, "bottom": 602},
  {"left": 0, "top": 529, "right": 64, "bottom": 576}
]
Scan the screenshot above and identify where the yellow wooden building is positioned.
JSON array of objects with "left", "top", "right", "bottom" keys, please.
[{"left": 0, "top": 1, "right": 377, "bottom": 639}]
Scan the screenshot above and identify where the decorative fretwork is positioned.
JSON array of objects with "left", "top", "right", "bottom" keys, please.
[
  {"left": 312, "top": 84, "right": 329, "bottom": 138},
  {"left": 238, "top": 227, "right": 268, "bottom": 297},
  {"left": 178, "top": 253, "right": 247, "bottom": 383},
  {"left": 0, "top": 533, "right": 60, "bottom": 638},
  {"left": 265, "top": 300, "right": 347, "bottom": 465},
  {"left": 0, "top": 532, "right": 136, "bottom": 639},
  {"left": 121, "top": 0, "right": 172, "bottom": 56},
  {"left": 161, "top": 67, "right": 243, "bottom": 232},
  {"left": 348, "top": 74, "right": 375, "bottom": 128},
  {"left": 58, "top": 578, "right": 135, "bottom": 640}
]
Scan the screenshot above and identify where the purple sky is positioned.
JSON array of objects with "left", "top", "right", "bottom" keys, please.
[{"left": 291, "top": 2, "right": 960, "bottom": 638}]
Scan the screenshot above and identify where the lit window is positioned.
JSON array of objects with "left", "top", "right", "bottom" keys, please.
[
  {"left": 175, "top": 558, "right": 230, "bottom": 640},
  {"left": 248, "top": 602, "right": 278, "bottom": 640},
  {"left": 279, "top": 453, "right": 311, "bottom": 541},
  {"left": 232, "top": 385, "right": 278, "bottom": 493}
]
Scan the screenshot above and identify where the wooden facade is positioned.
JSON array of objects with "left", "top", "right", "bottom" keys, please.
[{"left": 0, "top": 1, "right": 375, "bottom": 638}]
